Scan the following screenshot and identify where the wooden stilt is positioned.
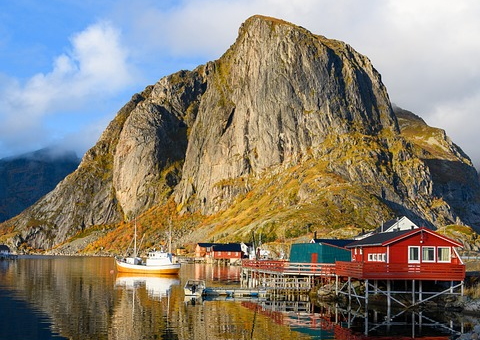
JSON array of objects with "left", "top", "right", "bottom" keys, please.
[
  {"left": 412, "top": 279, "right": 415, "bottom": 306},
  {"left": 387, "top": 280, "right": 391, "bottom": 309}
]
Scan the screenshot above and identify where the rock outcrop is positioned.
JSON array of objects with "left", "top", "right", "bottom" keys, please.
[{"left": 2, "top": 15, "right": 480, "bottom": 251}]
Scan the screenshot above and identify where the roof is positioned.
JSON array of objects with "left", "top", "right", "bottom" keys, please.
[
  {"left": 355, "top": 216, "right": 419, "bottom": 240},
  {"left": 212, "top": 243, "right": 243, "bottom": 252},
  {"left": 0, "top": 244, "right": 10, "bottom": 252},
  {"left": 346, "top": 227, "right": 463, "bottom": 248},
  {"left": 197, "top": 243, "right": 220, "bottom": 248},
  {"left": 347, "top": 229, "right": 413, "bottom": 247},
  {"left": 311, "top": 239, "right": 354, "bottom": 248}
]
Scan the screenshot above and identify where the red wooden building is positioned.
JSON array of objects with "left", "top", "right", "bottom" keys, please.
[
  {"left": 336, "top": 227, "right": 465, "bottom": 281},
  {"left": 335, "top": 227, "right": 465, "bottom": 308},
  {"left": 212, "top": 243, "right": 244, "bottom": 260},
  {"left": 195, "top": 243, "right": 220, "bottom": 258}
]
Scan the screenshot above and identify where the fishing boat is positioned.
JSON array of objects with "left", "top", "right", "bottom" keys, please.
[
  {"left": 115, "top": 221, "right": 181, "bottom": 275},
  {"left": 184, "top": 279, "right": 206, "bottom": 296}
]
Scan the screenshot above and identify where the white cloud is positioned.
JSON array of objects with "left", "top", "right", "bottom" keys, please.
[{"left": 0, "top": 21, "right": 136, "bottom": 157}]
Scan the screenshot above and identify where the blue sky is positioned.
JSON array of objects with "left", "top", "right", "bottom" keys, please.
[{"left": 1, "top": 0, "right": 480, "bottom": 169}]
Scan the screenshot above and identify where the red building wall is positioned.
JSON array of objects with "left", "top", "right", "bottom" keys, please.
[
  {"left": 213, "top": 251, "right": 242, "bottom": 259},
  {"left": 387, "top": 232, "right": 461, "bottom": 265},
  {"left": 351, "top": 230, "right": 462, "bottom": 265}
]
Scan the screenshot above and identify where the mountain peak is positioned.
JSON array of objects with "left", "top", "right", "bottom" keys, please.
[{"left": 2, "top": 16, "right": 480, "bottom": 253}]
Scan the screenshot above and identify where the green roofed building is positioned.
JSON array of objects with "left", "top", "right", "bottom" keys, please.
[{"left": 289, "top": 239, "right": 353, "bottom": 263}]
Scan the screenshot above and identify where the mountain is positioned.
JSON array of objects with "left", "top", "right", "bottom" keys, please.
[
  {"left": 0, "top": 148, "right": 79, "bottom": 223},
  {"left": 1, "top": 15, "right": 479, "bottom": 252}
]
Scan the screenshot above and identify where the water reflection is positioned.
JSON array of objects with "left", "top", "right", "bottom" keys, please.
[
  {"left": 115, "top": 273, "right": 180, "bottom": 299},
  {"left": 0, "top": 257, "right": 477, "bottom": 339}
]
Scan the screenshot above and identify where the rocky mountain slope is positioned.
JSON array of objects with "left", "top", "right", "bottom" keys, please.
[
  {"left": 0, "top": 148, "right": 79, "bottom": 223},
  {"left": 1, "top": 15, "right": 479, "bottom": 252}
]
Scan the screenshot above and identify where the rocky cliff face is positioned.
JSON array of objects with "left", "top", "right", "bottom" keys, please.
[
  {"left": 175, "top": 16, "right": 399, "bottom": 214},
  {"left": 2, "top": 15, "right": 479, "bottom": 251}
]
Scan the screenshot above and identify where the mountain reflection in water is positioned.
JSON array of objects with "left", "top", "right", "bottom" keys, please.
[{"left": 0, "top": 256, "right": 476, "bottom": 339}]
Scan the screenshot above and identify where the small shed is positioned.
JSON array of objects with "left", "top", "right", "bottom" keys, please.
[{"left": 290, "top": 239, "right": 353, "bottom": 263}]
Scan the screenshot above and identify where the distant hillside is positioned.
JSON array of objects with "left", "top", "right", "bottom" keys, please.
[
  {"left": 0, "top": 148, "right": 80, "bottom": 222},
  {"left": 1, "top": 15, "right": 480, "bottom": 254}
]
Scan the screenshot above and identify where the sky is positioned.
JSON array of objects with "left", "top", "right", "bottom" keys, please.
[{"left": 1, "top": 0, "right": 479, "bottom": 169}]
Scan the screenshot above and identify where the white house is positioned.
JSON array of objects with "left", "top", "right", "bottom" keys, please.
[{"left": 355, "top": 216, "right": 419, "bottom": 240}]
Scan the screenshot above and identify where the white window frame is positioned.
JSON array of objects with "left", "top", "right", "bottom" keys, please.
[
  {"left": 437, "top": 247, "right": 451, "bottom": 263},
  {"left": 408, "top": 246, "right": 420, "bottom": 263},
  {"left": 422, "top": 246, "right": 435, "bottom": 262}
]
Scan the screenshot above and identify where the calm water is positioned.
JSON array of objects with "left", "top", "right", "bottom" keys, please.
[{"left": 0, "top": 257, "right": 474, "bottom": 339}]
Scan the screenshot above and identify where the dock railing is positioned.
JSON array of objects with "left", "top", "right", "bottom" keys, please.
[
  {"left": 335, "top": 261, "right": 466, "bottom": 281},
  {"left": 242, "top": 260, "right": 336, "bottom": 276}
]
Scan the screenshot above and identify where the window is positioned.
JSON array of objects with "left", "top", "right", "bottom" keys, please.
[
  {"left": 408, "top": 246, "right": 420, "bottom": 263},
  {"left": 367, "top": 253, "right": 386, "bottom": 262},
  {"left": 422, "top": 246, "right": 435, "bottom": 262},
  {"left": 438, "top": 247, "right": 451, "bottom": 262}
]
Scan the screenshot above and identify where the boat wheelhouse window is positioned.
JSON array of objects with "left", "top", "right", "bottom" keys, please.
[
  {"left": 408, "top": 246, "right": 420, "bottom": 263},
  {"left": 437, "top": 247, "right": 451, "bottom": 262},
  {"left": 422, "top": 246, "right": 435, "bottom": 262}
]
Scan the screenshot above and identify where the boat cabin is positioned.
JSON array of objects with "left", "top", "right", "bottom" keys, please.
[{"left": 336, "top": 227, "right": 465, "bottom": 281}]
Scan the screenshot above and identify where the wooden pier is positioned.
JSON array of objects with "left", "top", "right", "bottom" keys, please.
[
  {"left": 203, "top": 287, "right": 269, "bottom": 298},
  {"left": 240, "top": 260, "right": 335, "bottom": 298}
]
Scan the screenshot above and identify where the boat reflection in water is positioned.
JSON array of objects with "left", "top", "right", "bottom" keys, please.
[
  {"left": 237, "top": 299, "right": 469, "bottom": 339},
  {"left": 115, "top": 273, "right": 180, "bottom": 299}
]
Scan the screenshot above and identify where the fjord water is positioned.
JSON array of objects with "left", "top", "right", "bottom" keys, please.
[{"left": 0, "top": 257, "right": 471, "bottom": 339}]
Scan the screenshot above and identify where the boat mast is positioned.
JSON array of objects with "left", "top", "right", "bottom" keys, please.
[
  {"left": 168, "top": 220, "right": 172, "bottom": 254},
  {"left": 134, "top": 219, "right": 137, "bottom": 258}
]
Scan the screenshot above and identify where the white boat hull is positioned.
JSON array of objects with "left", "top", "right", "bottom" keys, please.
[
  {"left": 184, "top": 279, "right": 206, "bottom": 296},
  {"left": 115, "top": 259, "right": 180, "bottom": 275}
]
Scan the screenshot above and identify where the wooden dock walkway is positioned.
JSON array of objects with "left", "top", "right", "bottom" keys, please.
[{"left": 203, "top": 287, "right": 269, "bottom": 298}]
